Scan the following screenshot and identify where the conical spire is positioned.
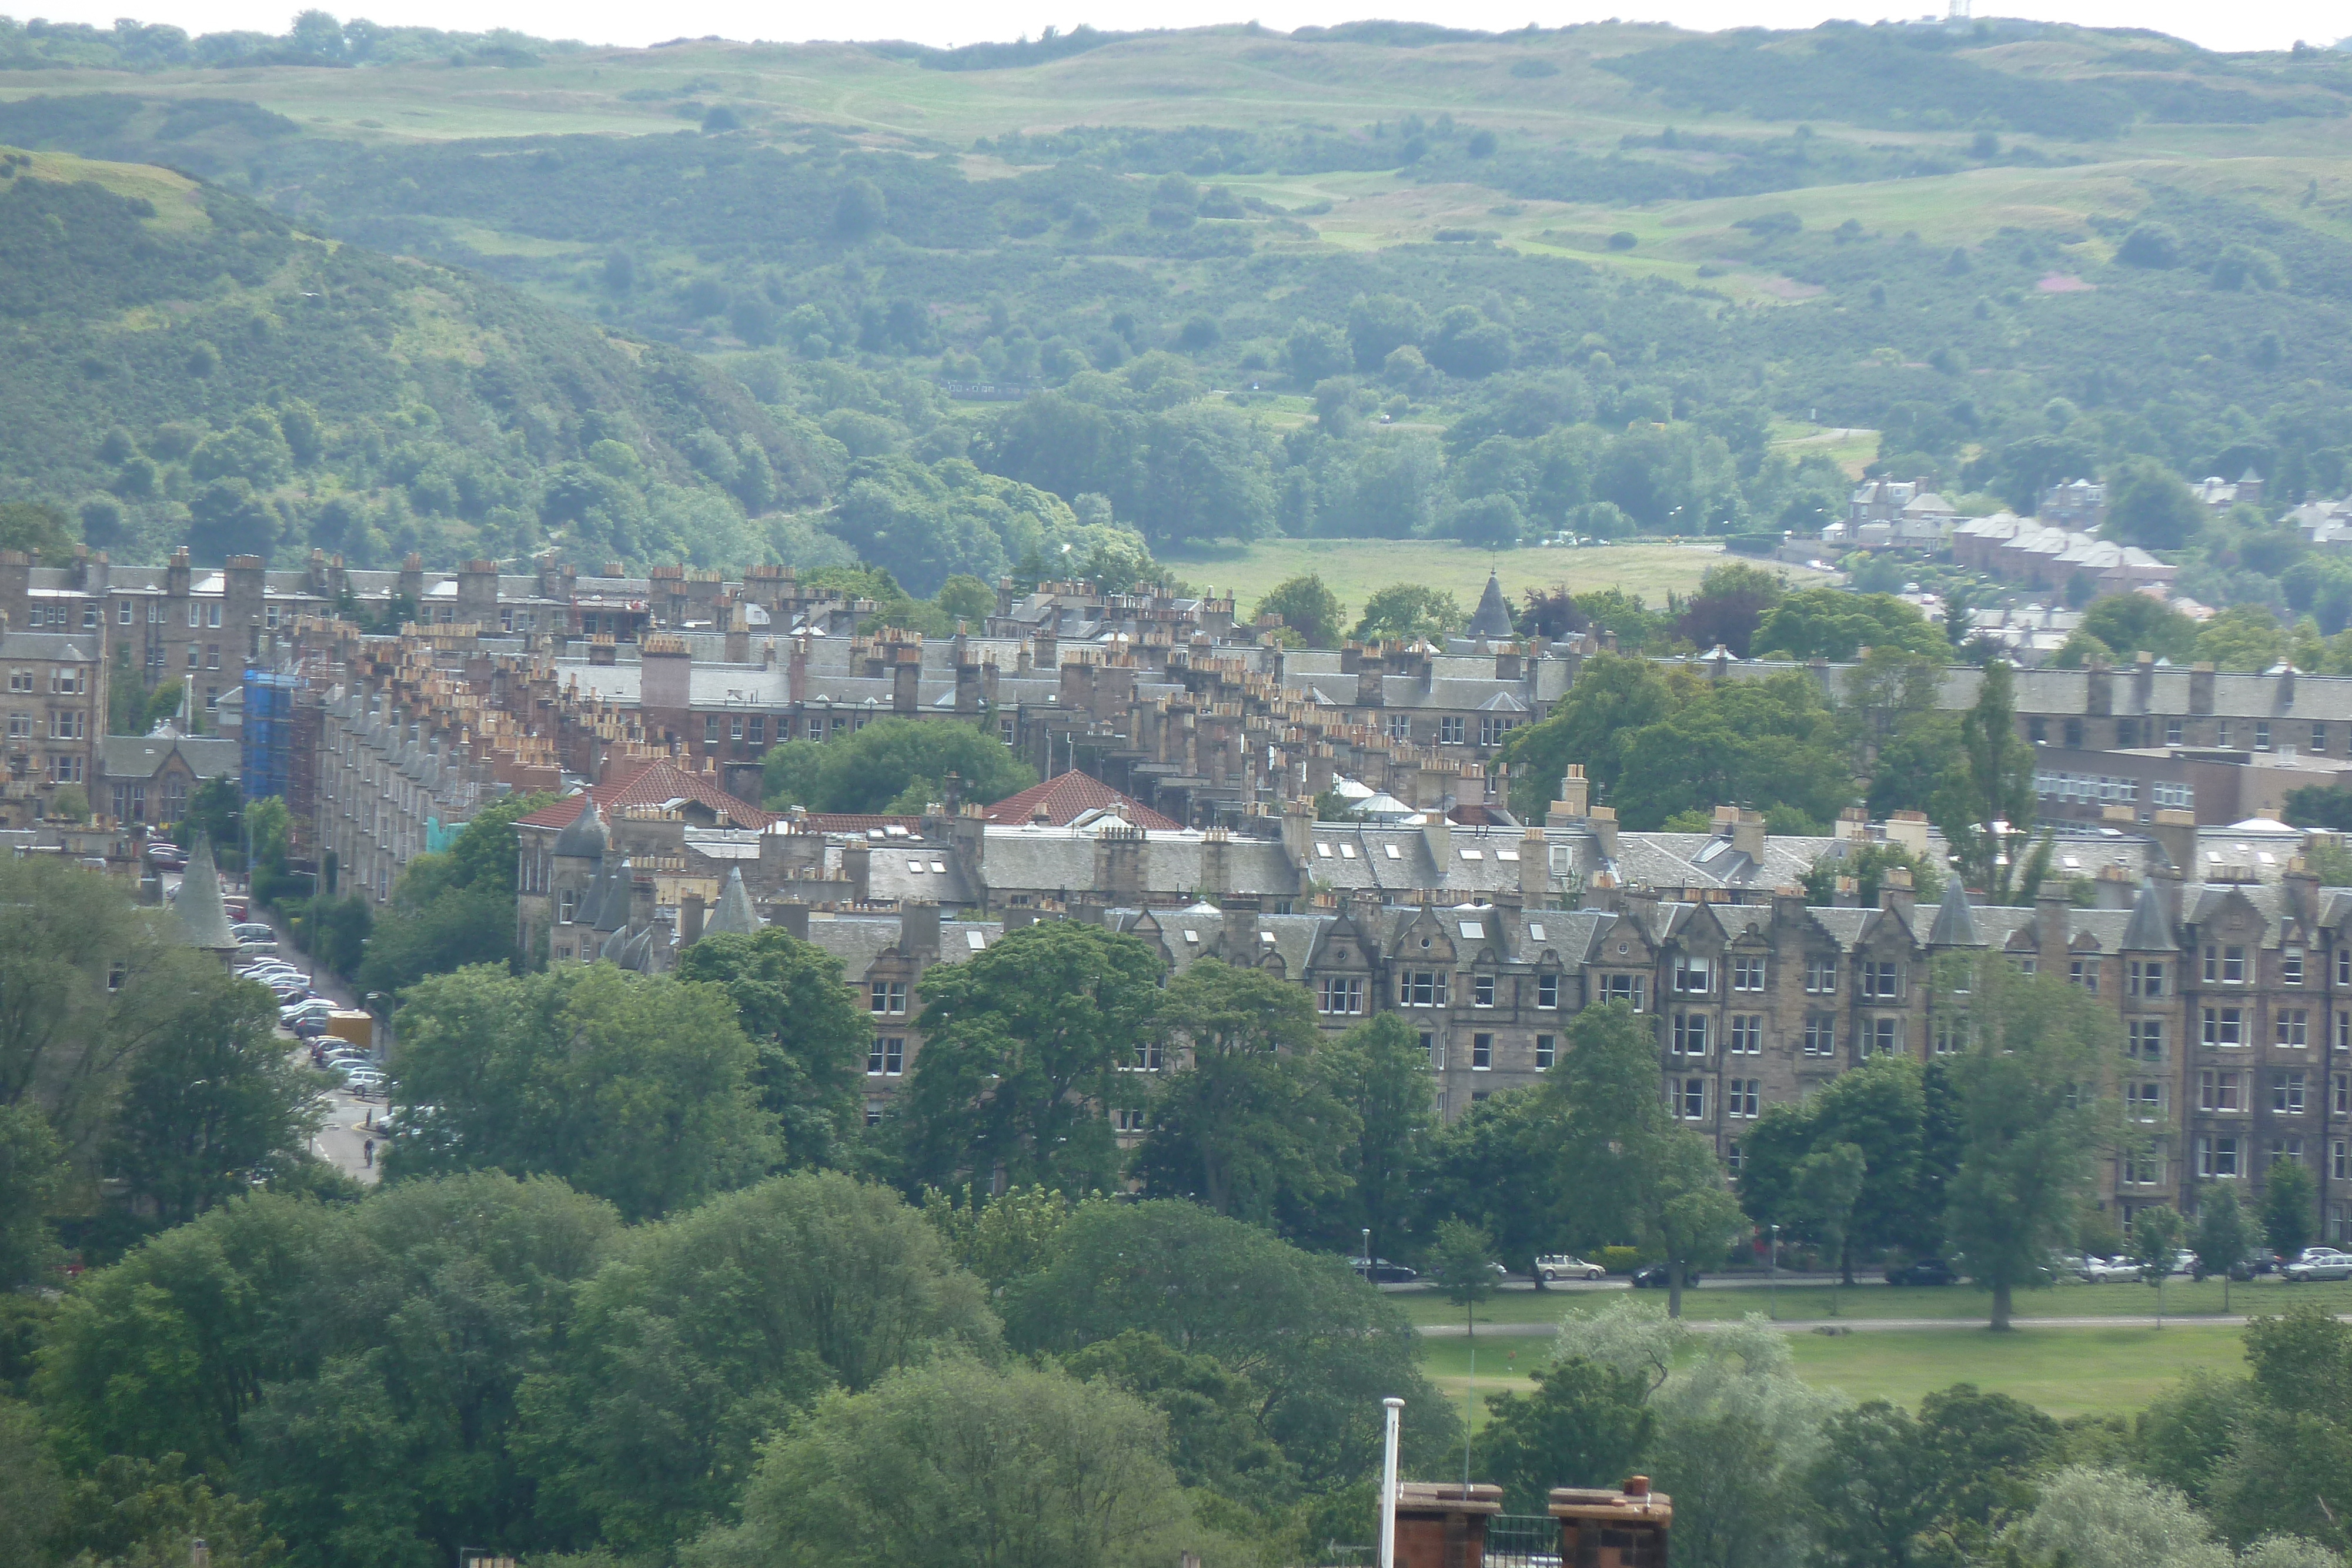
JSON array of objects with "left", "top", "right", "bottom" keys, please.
[
  {"left": 174, "top": 830, "right": 240, "bottom": 952},
  {"left": 1925, "top": 873, "right": 1982, "bottom": 947},
  {"left": 1466, "top": 570, "right": 1516, "bottom": 641},
  {"left": 553, "top": 795, "right": 606, "bottom": 859},
  {"left": 705, "top": 865, "right": 761, "bottom": 937},
  {"left": 2122, "top": 878, "right": 2179, "bottom": 951}
]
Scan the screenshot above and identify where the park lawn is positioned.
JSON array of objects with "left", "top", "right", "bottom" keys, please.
[
  {"left": 1418, "top": 1323, "right": 2249, "bottom": 1429},
  {"left": 1155, "top": 538, "right": 1723, "bottom": 624},
  {"left": 1395, "top": 1275, "right": 2352, "bottom": 1331}
]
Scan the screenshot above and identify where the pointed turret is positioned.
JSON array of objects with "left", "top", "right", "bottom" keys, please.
[
  {"left": 1926, "top": 874, "right": 1982, "bottom": 947},
  {"left": 592, "top": 857, "right": 634, "bottom": 933},
  {"left": 705, "top": 865, "right": 761, "bottom": 937},
  {"left": 173, "top": 831, "right": 242, "bottom": 958},
  {"left": 1465, "top": 570, "right": 1516, "bottom": 641},
  {"left": 2121, "top": 878, "right": 2178, "bottom": 951},
  {"left": 553, "top": 795, "right": 606, "bottom": 860}
]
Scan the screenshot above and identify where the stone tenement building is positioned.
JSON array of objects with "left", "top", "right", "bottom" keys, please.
[{"left": 507, "top": 749, "right": 2352, "bottom": 1244}]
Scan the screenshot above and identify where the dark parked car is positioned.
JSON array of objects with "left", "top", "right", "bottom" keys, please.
[
  {"left": 1885, "top": 1258, "right": 1957, "bottom": 1286},
  {"left": 1631, "top": 1264, "right": 1699, "bottom": 1289},
  {"left": 2229, "top": 1251, "right": 2283, "bottom": 1282},
  {"left": 1350, "top": 1258, "right": 1419, "bottom": 1283}
]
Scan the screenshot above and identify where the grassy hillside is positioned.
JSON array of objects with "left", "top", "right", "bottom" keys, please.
[
  {"left": 0, "top": 145, "right": 837, "bottom": 570},
  {"left": 4, "top": 14, "right": 2352, "bottom": 623}
]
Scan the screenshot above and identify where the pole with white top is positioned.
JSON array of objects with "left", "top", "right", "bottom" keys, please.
[{"left": 1378, "top": 1396, "right": 1404, "bottom": 1568}]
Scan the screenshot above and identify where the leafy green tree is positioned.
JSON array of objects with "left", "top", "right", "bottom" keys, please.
[
  {"left": 675, "top": 926, "right": 871, "bottom": 1171},
  {"left": 520, "top": 1171, "right": 995, "bottom": 1554},
  {"left": 1316, "top": 1013, "right": 1435, "bottom": 1272},
  {"left": 2130, "top": 1203, "right": 2187, "bottom": 1286},
  {"left": 1347, "top": 293, "right": 1429, "bottom": 372},
  {"left": 1806, "top": 1385, "right": 2058, "bottom": 1568},
  {"left": 2078, "top": 593, "right": 2202, "bottom": 663},
  {"left": 105, "top": 965, "right": 320, "bottom": 1229},
  {"left": 1255, "top": 573, "right": 1346, "bottom": 647},
  {"left": 387, "top": 963, "right": 777, "bottom": 1220},
  {"left": 0, "top": 499, "right": 75, "bottom": 560},
  {"left": 0, "top": 855, "right": 181, "bottom": 1155},
  {"left": 1496, "top": 653, "right": 1678, "bottom": 818},
  {"left": 0, "top": 1103, "right": 69, "bottom": 1289},
  {"left": 1934, "top": 661, "right": 2051, "bottom": 904},
  {"left": 2204, "top": 1305, "right": 2352, "bottom": 1553},
  {"left": 234, "top": 1174, "right": 622, "bottom": 1567},
  {"left": 35, "top": 1192, "right": 336, "bottom": 1472},
  {"left": 2261, "top": 1160, "right": 2317, "bottom": 1258},
  {"left": 1737, "top": 1057, "right": 1936, "bottom": 1266},
  {"left": 897, "top": 921, "right": 1162, "bottom": 1193},
  {"left": 690, "top": 1356, "right": 1193, "bottom": 1568},
  {"left": 1795, "top": 1143, "right": 1867, "bottom": 1301},
  {"left": 2105, "top": 458, "right": 2207, "bottom": 550},
  {"left": 1938, "top": 959, "right": 2118, "bottom": 1329},
  {"left": 933, "top": 572, "right": 996, "bottom": 624},
  {"left": 759, "top": 715, "right": 1034, "bottom": 814},
  {"left": 1353, "top": 583, "right": 1464, "bottom": 641},
  {"left": 1285, "top": 319, "right": 1352, "bottom": 385},
  {"left": 1131, "top": 958, "right": 1352, "bottom": 1223},
  {"left": 1420, "top": 1087, "right": 1569, "bottom": 1285},
  {"left": 1431, "top": 1217, "right": 1498, "bottom": 1335},
  {"left": 921, "top": 1183, "right": 1111, "bottom": 1288},
  {"left": 1674, "top": 559, "right": 1786, "bottom": 657},
  {"left": 1058, "top": 1329, "right": 1293, "bottom": 1505},
  {"left": 1001, "top": 1199, "right": 1461, "bottom": 1488},
  {"left": 2193, "top": 1183, "right": 2254, "bottom": 1308},
  {"left": 1611, "top": 670, "right": 1856, "bottom": 832},
  {"left": 1474, "top": 1357, "right": 1655, "bottom": 1513},
  {"left": 1752, "top": 587, "right": 1946, "bottom": 661},
  {"left": 2198, "top": 603, "right": 2286, "bottom": 673}
]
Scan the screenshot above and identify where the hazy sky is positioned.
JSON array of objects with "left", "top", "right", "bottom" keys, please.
[{"left": 19, "top": 0, "right": 2342, "bottom": 58}]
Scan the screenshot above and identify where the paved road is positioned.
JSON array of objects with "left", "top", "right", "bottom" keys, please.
[{"left": 243, "top": 894, "right": 384, "bottom": 1187}]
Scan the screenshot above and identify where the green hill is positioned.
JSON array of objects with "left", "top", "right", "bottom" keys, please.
[{"left": 4, "top": 12, "right": 2352, "bottom": 620}]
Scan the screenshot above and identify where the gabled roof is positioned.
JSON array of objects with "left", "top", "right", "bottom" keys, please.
[
  {"left": 981, "top": 771, "right": 1181, "bottom": 831},
  {"left": 517, "top": 758, "right": 774, "bottom": 831}
]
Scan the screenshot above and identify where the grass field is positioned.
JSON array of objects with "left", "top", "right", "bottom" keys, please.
[
  {"left": 1396, "top": 1277, "right": 2352, "bottom": 1331},
  {"left": 1157, "top": 538, "right": 1735, "bottom": 623},
  {"left": 1419, "top": 1323, "right": 2251, "bottom": 1426}
]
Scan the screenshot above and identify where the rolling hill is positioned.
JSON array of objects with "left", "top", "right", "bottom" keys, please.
[{"left": 2, "top": 13, "right": 2351, "bottom": 617}]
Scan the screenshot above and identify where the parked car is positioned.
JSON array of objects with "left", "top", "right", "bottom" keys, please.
[
  {"left": 2078, "top": 1256, "right": 2141, "bottom": 1283},
  {"left": 230, "top": 922, "right": 275, "bottom": 941},
  {"left": 2285, "top": 1249, "right": 2352, "bottom": 1282},
  {"left": 1349, "top": 1257, "right": 1419, "bottom": 1284},
  {"left": 291, "top": 1019, "right": 329, "bottom": 1039},
  {"left": 1886, "top": 1258, "right": 1958, "bottom": 1286},
  {"left": 2228, "top": 1251, "right": 2283, "bottom": 1282},
  {"left": 1631, "top": 1264, "right": 1699, "bottom": 1289},
  {"left": 1535, "top": 1254, "right": 1608, "bottom": 1282}
]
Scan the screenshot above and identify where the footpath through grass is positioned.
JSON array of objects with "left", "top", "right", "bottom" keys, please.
[
  {"left": 1419, "top": 1323, "right": 2251, "bottom": 1427},
  {"left": 1397, "top": 1275, "right": 2352, "bottom": 1330}
]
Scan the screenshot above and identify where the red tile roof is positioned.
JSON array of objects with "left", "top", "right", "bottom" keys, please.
[
  {"left": 981, "top": 771, "right": 1180, "bottom": 831},
  {"left": 516, "top": 758, "right": 776, "bottom": 830}
]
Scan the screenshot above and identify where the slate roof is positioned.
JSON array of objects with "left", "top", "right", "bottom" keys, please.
[
  {"left": 174, "top": 832, "right": 239, "bottom": 951},
  {"left": 1466, "top": 571, "right": 1518, "bottom": 640}
]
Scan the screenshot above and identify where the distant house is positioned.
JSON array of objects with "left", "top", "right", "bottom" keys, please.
[{"left": 102, "top": 728, "right": 239, "bottom": 826}]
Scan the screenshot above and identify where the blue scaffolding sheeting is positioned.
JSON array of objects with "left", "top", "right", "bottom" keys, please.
[{"left": 242, "top": 670, "right": 302, "bottom": 803}]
